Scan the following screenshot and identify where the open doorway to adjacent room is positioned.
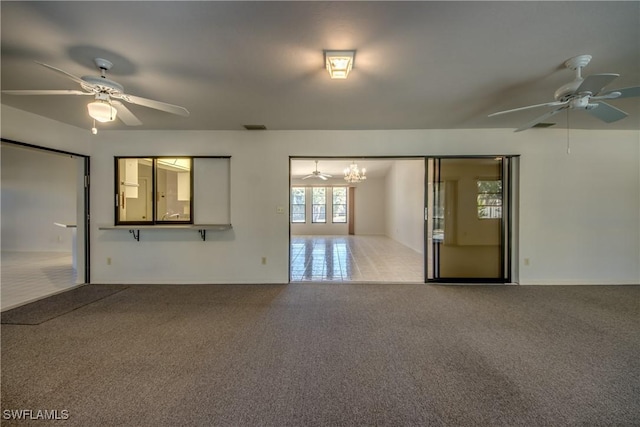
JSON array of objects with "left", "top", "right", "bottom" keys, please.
[
  {"left": 1, "top": 140, "right": 89, "bottom": 310},
  {"left": 289, "top": 157, "right": 425, "bottom": 283}
]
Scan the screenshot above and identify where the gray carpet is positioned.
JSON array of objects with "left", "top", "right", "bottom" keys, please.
[
  {"left": 1, "top": 284, "right": 129, "bottom": 325},
  {"left": 1, "top": 284, "right": 639, "bottom": 426}
]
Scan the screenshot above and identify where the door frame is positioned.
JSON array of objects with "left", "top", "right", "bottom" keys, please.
[
  {"left": 288, "top": 155, "right": 518, "bottom": 284},
  {"left": 289, "top": 155, "right": 427, "bottom": 283},
  {"left": 1, "top": 138, "right": 91, "bottom": 283},
  {"left": 424, "top": 155, "right": 519, "bottom": 284}
]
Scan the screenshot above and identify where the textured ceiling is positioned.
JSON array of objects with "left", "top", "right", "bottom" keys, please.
[{"left": 1, "top": 1, "right": 639, "bottom": 131}]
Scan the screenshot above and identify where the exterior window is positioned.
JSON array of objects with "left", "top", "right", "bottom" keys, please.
[
  {"left": 116, "top": 157, "right": 193, "bottom": 224},
  {"left": 433, "top": 182, "right": 445, "bottom": 241},
  {"left": 312, "top": 187, "right": 326, "bottom": 223},
  {"left": 291, "top": 187, "right": 306, "bottom": 223},
  {"left": 332, "top": 187, "right": 347, "bottom": 223},
  {"left": 477, "top": 180, "right": 502, "bottom": 219}
]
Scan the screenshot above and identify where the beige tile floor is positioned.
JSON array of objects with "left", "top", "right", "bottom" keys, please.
[
  {"left": 1, "top": 239, "right": 423, "bottom": 310},
  {"left": 1, "top": 251, "right": 78, "bottom": 311},
  {"left": 290, "top": 235, "right": 424, "bottom": 283}
]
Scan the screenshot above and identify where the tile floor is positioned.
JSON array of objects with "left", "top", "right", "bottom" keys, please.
[
  {"left": 1, "top": 251, "right": 78, "bottom": 311},
  {"left": 1, "top": 239, "right": 423, "bottom": 310},
  {"left": 290, "top": 235, "right": 424, "bottom": 282}
]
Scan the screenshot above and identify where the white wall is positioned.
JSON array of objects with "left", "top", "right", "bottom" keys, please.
[
  {"left": 1, "top": 105, "right": 91, "bottom": 155},
  {"left": 518, "top": 134, "right": 640, "bottom": 284},
  {"left": 3, "top": 107, "right": 639, "bottom": 285},
  {"left": 385, "top": 160, "right": 425, "bottom": 254},
  {"left": 1, "top": 143, "right": 79, "bottom": 252},
  {"left": 354, "top": 177, "right": 386, "bottom": 235}
]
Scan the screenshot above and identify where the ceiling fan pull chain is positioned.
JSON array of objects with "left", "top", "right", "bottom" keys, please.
[{"left": 566, "top": 109, "right": 571, "bottom": 155}]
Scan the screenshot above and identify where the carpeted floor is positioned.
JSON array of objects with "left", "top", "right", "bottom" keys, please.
[
  {"left": 1, "top": 284, "right": 129, "bottom": 325},
  {"left": 1, "top": 284, "right": 639, "bottom": 426}
]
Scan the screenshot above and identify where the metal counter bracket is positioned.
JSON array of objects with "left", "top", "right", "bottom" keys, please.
[{"left": 98, "top": 224, "right": 232, "bottom": 242}]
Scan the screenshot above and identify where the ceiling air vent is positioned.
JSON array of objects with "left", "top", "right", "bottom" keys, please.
[
  {"left": 243, "top": 124, "right": 267, "bottom": 130},
  {"left": 531, "top": 123, "right": 556, "bottom": 128}
]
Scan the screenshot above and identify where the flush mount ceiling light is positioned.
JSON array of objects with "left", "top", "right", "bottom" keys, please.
[
  {"left": 87, "top": 93, "right": 117, "bottom": 123},
  {"left": 324, "top": 50, "right": 355, "bottom": 79}
]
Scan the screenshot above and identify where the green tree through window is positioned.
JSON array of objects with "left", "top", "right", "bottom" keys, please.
[
  {"left": 291, "top": 187, "right": 306, "bottom": 223},
  {"left": 332, "top": 187, "right": 347, "bottom": 223},
  {"left": 477, "top": 180, "right": 502, "bottom": 219},
  {"left": 312, "top": 187, "right": 326, "bottom": 223}
]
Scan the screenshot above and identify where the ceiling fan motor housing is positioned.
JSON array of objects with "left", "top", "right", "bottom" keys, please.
[
  {"left": 554, "top": 80, "right": 583, "bottom": 102},
  {"left": 569, "top": 96, "right": 592, "bottom": 110},
  {"left": 554, "top": 55, "right": 595, "bottom": 102},
  {"left": 81, "top": 76, "right": 124, "bottom": 95}
]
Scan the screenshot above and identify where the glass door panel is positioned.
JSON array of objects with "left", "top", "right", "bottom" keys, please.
[{"left": 427, "top": 157, "right": 510, "bottom": 282}]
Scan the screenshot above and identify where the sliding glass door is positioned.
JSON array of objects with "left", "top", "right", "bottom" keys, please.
[{"left": 426, "top": 157, "right": 515, "bottom": 282}]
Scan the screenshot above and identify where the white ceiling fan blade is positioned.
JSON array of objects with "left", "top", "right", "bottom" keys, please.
[
  {"left": 2, "top": 89, "right": 91, "bottom": 96},
  {"left": 600, "top": 86, "right": 640, "bottom": 99},
  {"left": 319, "top": 175, "right": 328, "bottom": 181},
  {"left": 591, "top": 91, "right": 621, "bottom": 101},
  {"left": 112, "top": 101, "right": 143, "bottom": 126},
  {"left": 121, "top": 94, "right": 190, "bottom": 117},
  {"left": 35, "top": 61, "right": 86, "bottom": 86},
  {"left": 576, "top": 73, "right": 619, "bottom": 96},
  {"left": 302, "top": 175, "right": 314, "bottom": 180},
  {"left": 514, "top": 107, "right": 566, "bottom": 132},
  {"left": 488, "top": 101, "right": 566, "bottom": 117},
  {"left": 321, "top": 173, "right": 333, "bottom": 178},
  {"left": 587, "top": 102, "right": 628, "bottom": 123}
]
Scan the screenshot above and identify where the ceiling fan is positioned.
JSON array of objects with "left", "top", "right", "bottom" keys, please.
[
  {"left": 2, "top": 58, "right": 190, "bottom": 127},
  {"left": 302, "top": 160, "right": 333, "bottom": 180},
  {"left": 488, "top": 55, "right": 640, "bottom": 132}
]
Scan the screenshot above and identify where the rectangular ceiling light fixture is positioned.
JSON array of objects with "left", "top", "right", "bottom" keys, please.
[{"left": 324, "top": 50, "right": 355, "bottom": 79}]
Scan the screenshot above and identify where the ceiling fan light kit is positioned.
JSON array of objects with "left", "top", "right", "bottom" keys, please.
[
  {"left": 488, "top": 54, "right": 640, "bottom": 132},
  {"left": 87, "top": 93, "right": 117, "bottom": 122}
]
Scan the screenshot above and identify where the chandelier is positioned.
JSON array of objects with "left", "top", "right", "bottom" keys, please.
[{"left": 344, "top": 161, "right": 367, "bottom": 183}]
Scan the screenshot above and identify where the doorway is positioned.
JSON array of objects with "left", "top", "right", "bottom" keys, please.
[
  {"left": 289, "top": 157, "right": 425, "bottom": 283},
  {"left": 1, "top": 139, "right": 90, "bottom": 310},
  {"left": 289, "top": 156, "right": 517, "bottom": 283},
  {"left": 426, "top": 156, "right": 517, "bottom": 283}
]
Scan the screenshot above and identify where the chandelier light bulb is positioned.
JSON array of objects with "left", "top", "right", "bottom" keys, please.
[{"left": 344, "top": 161, "right": 367, "bottom": 183}]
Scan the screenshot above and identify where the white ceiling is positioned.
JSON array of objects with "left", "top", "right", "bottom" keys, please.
[{"left": 1, "top": 1, "right": 639, "bottom": 132}]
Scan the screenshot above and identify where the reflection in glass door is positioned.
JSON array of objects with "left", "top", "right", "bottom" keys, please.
[{"left": 426, "top": 157, "right": 515, "bottom": 282}]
